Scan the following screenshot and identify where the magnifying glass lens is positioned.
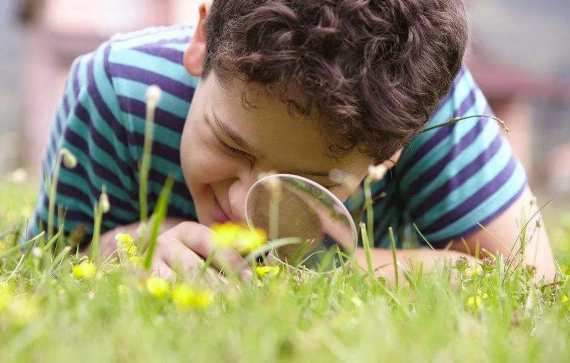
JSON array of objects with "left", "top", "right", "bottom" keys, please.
[{"left": 246, "top": 174, "right": 357, "bottom": 271}]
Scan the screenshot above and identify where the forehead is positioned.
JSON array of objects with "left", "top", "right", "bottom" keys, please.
[{"left": 206, "top": 74, "right": 330, "bottom": 156}]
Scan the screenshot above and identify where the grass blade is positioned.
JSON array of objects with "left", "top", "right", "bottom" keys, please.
[{"left": 143, "top": 176, "right": 174, "bottom": 270}]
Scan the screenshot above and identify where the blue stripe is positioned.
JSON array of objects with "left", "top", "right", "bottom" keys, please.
[
  {"left": 113, "top": 77, "right": 191, "bottom": 119},
  {"left": 46, "top": 58, "right": 84, "bottom": 173},
  {"left": 108, "top": 49, "right": 197, "bottom": 89},
  {"left": 63, "top": 110, "right": 134, "bottom": 190},
  {"left": 58, "top": 170, "right": 137, "bottom": 222},
  {"left": 132, "top": 44, "right": 184, "bottom": 66},
  {"left": 111, "top": 63, "right": 196, "bottom": 103},
  {"left": 407, "top": 116, "right": 486, "bottom": 197},
  {"left": 38, "top": 193, "right": 118, "bottom": 233},
  {"left": 72, "top": 99, "right": 137, "bottom": 188},
  {"left": 32, "top": 26, "right": 203, "bottom": 241},
  {"left": 418, "top": 144, "right": 518, "bottom": 234},
  {"left": 407, "top": 115, "right": 498, "bottom": 208},
  {"left": 125, "top": 124, "right": 182, "bottom": 168},
  {"left": 396, "top": 67, "right": 470, "bottom": 170},
  {"left": 410, "top": 129, "right": 503, "bottom": 218},
  {"left": 117, "top": 96, "right": 185, "bottom": 152},
  {"left": 425, "top": 160, "right": 527, "bottom": 242},
  {"left": 63, "top": 129, "right": 136, "bottom": 204},
  {"left": 413, "top": 133, "right": 516, "bottom": 228},
  {"left": 399, "top": 87, "right": 490, "bottom": 193},
  {"left": 64, "top": 120, "right": 193, "bottom": 218},
  {"left": 372, "top": 182, "right": 400, "bottom": 246}
]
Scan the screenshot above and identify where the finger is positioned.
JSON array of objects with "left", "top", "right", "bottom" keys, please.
[
  {"left": 158, "top": 236, "right": 233, "bottom": 283},
  {"left": 152, "top": 259, "right": 175, "bottom": 281},
  {"left": 166, "top": 222, "right": 251, "bottom": 278},
  {"left": 157, "top": 238, "right": 229, "bottom": 283},
  {"left": 157, "top": 236, "right": 205, "bottom": 276}
]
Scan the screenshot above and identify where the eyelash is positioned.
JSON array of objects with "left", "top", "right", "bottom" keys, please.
[{"left": 218, "top": 139, "right": 256, "bottom": 167}]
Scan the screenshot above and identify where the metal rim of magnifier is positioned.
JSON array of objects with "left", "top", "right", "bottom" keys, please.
[{"left": 245, "top": 173, "right": 359, "bottom": 256}]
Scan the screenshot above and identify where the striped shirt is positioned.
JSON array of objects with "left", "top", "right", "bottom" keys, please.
[{"left": 28, "top": 25, "right": 528, "bottom": 248}]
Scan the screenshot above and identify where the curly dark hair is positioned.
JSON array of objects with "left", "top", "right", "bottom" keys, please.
[{"left": 203, "top": 0, "right": 468, "bottom": 162}]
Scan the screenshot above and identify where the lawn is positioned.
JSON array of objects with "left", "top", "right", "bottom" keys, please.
[{"left": 0, "top": 178, "right": 568, "bottom": 363}]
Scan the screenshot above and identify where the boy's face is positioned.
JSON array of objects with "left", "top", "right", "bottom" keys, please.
[{"left": 180, "top": 72, "right": 373, "bottom": 226}]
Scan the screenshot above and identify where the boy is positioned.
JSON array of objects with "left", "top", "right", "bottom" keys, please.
[{"left": 30, "top": 0, "right": 556, "bottom": 280}]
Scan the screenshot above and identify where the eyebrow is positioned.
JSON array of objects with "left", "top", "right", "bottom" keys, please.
[{"left": 208, "top": 110, "right": 263, "bottom": 158}]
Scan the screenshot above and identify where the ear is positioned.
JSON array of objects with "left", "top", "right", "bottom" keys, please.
[{"left": 184, "top": 2, "right": 211, "bottom": 77}]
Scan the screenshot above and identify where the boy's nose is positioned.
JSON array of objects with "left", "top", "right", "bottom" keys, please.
[{"left": 227, "top": 174, "right": 256, "bottom": 223}]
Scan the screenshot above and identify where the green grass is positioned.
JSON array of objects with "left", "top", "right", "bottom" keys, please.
[{"left": 0, "top": 179, "right": 569, "bottom": 363}]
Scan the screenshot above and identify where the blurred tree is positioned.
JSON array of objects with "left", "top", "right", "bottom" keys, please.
[{"left": 17, "top": 0, "right": 44, "bottom": 25}]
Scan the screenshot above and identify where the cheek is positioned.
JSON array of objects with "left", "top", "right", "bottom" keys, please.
[{"left": 180, "top": 119, "right": 236, "bottom": 187}]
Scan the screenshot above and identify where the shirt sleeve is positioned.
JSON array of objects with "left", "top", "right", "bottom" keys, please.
[
  {"left": 395, "top": 66, "right": 528, "bottom": 247},
  {"left": 27, "top": 42, "right": 139, "bottom": 245}
]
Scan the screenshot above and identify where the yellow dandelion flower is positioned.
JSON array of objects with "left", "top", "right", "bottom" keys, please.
[
  {"left": 467, "top": 295, "right": 483, "bottom": 309},
  {"left": 116, "top": 233, "right": 138, "bottom": 257},
  {"left": 464, "top": 264, "right": 483, "bottom": 279},
  {"left": 561, "top": 294, "right": 569, "bottom": 304},
  {"left": 172, "top": 283, "right": 213, "bottom": 310},
  {"left": 191, "top": 289, "right": 214, "bottom": 309},
  {"left": 476, "top": 289, "right": 489, "bottom": 300},
  {"left": 211, "top": 223, "right": 243, "bottom": 248},
  {"left": 211, "top": 223, "right": 267, "bottom": 255},
  {"left": 255, "top": 265, "right": 280, "bottom": 278},
  {"left": 146, "top": 277, "right": 170, "bottom": 299},
  {"left": 128, "top": 256, "right": 144, "bottom": 267},
  {"left": 0, "top": 240, "right": 7, "bottom": 255},
  {"left": 8, "top": 295, "right": 39, "bottom": 326},
  {"left": 72, "top": 260, "right": 97, "bottom": 280},
  {"left": 235, "top": 228, "right": 267, "bottom": 255},
  {"left": 0, "top": 283, "right": 14, "bottom": 312}
]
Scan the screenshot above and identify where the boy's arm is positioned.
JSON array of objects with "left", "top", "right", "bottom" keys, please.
[
  {"left": 358, "top": 187, "right": 555, "bottom": 281},
  {"left": 450, "top": 186, "right": 555, "bottom": 280},
  {"left": 355, "top": 246, "right": 474, "bottom": 276}
]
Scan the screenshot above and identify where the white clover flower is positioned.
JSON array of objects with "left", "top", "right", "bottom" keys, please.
[
  {"left": 9, "top": 168, "right": 28, "bottom": 183},
  {"left": 99, "top": 192, "right": 111, "bottom": 214},
  {"left": 60, "top": 148, "right": 77, "bottom": 169},
  {"left": 146, "top": 85, "right": 162, "bottom": 109},
  {"left": 31, "top": 247, "right": 42, "bottom": 258},
  {"left": 368, "top": 164, "right": 388, "bottom": 181}
]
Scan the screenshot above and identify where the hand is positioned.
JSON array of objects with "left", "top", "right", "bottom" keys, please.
[
  {"left": 99, "top": 218, "right": 183, "bottom": 258},
  {"left": 151, "top": 221, "right": 252, "bottom": 281},
  {"left": 99, "top": 219, "right": 252, "bottom": 282}
]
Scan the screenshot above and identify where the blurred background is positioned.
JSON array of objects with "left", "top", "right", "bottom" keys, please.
[{"left": 0, "top": 1, "right": 569, "bottom": 239}]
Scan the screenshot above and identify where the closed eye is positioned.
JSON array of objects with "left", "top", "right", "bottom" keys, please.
[
  {"left": 217, "top": 137, "right": 256, "bottom": 166},
  {"left": 205, "top": 113, "right": 256, "bottom": 165},
  {"left": 219, "top": 138, "right": 245, "bottom": 156}
]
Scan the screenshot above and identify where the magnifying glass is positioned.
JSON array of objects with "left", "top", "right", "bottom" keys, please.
[{"left": 245, "top": 174, "right": 358, "bottom": 271}]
